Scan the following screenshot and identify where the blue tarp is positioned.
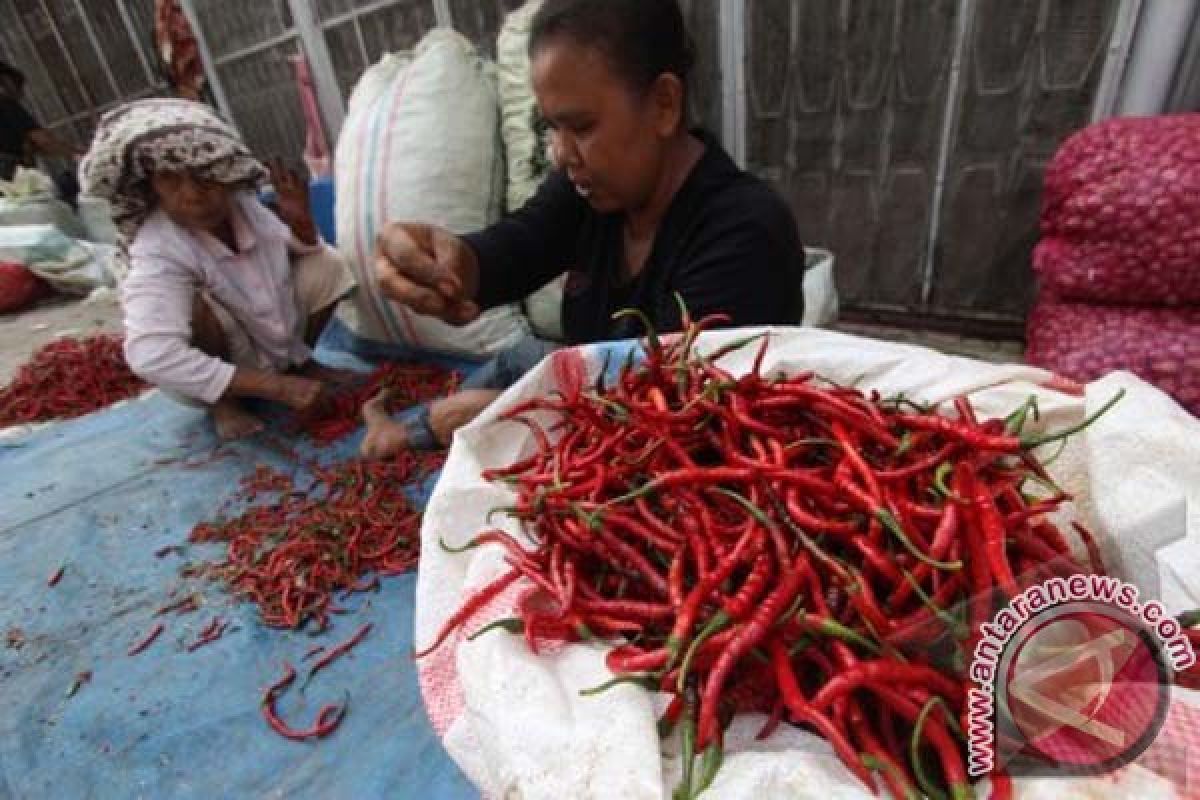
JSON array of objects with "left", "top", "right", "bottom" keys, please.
[{"left": 0, "top": 322, "right": 480, "bottom": 799}]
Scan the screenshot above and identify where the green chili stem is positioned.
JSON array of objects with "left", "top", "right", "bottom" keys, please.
[
  {"left": 878, "top": 509, "right": 962, "bottom": 571},
  {"left": 1021, "top": 389, "right": 1125, "bottom": 449}
]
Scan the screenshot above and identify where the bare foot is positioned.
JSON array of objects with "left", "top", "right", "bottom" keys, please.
[
  {"left": 360, "top": 389, "right": 409, "bottom": 459},
  {"left": 211, "top": 400, "right": 264, "bottom": 441},
  {"left": 297, "top": 360, "right": 362, "bottom": 387},
  {"left": 428, "top": 389, "right": 503, "bottom": 447}
]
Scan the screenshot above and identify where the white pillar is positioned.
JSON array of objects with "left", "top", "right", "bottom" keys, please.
[
  {"left": 1116, "top": 0, "right": 1199, "bottom": 116},
  {"left": 718, "top": 0, "right": 746, "bottom": 165}
]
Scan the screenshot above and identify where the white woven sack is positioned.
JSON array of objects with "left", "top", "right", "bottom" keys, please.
[
  {"left": 416, "top": 327, "right": 1200, "bottom": 799},
  {"left": 495, "top": 1, "right": 566, "bottom": 342},
  {"left": 335, "top": 29, "right": 529, "bottom": 357}
]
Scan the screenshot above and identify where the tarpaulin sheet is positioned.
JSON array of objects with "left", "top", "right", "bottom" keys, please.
[{"left": 0, "top": 322, "right": 480, "bottom": 799}]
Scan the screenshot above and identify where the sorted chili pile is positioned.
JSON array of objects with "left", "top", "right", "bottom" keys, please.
[
  {"left": 191, "top": 451, "right": 442, "bottom": 630},
  {"left": 294, "top": 361, "right": 462, "bottom": 446},
  {"left": 422, "top": 311, "right": 1123, "bottom": 800},
  {"left": 0, "top": 334, "right": 146, "bottom": 427}
]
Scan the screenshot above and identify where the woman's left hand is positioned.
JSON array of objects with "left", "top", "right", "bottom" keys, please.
[{"left": 268, "top": 158, "right": 318, "bottom": 246}]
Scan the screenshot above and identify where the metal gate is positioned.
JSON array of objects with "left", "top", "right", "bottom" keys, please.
[
  {"left": 735, "top": 0, "right": 1136, "bottom": 334},
  {"left": 0, "top": 0, "right": 1176, "bottom": 334}
]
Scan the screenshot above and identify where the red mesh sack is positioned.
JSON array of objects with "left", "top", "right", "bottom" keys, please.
[
  {"left": 1034, "top": 113, "right": 1200, "bottom": 305},
  {"left": 1026, "top": 294, "right": 1200, "bottom": 416},
  {"left": 0, "top": 261, "right": 46, "bottom": 314}
]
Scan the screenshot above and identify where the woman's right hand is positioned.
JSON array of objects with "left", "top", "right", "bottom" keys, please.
[
  {"left": 225, "top": 368, "right": 325, "bottom": 412},
  {"left": 375, "top": 222, "right": 481, "bottom": 326}
]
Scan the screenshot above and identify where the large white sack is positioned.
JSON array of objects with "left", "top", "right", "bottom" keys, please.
[
  {"left": 335, "top": 29, "right": 529, "bottom": 357},
  {"left": 0, "top": 167, "right": 86, "bottom": 240},
  {"left": 496, "top": 0, "right": 548, "bottom": 214},
  {"left": 803, "top": 247, "right": 838, "bottom": 327},
  {"left": 76, "top": 195, "right": 118, "bottom": 245},
  {"left": 495, "top": 0, "right": 566, "bottom": 342},
  {"left": 0, "top": 224, "right": 115, "bottom": 294},
  {"left": 415, "top": 326, "right": 1200, "bottom": 799}
]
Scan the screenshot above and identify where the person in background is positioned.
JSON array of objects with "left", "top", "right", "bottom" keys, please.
[
  {"left": 80, "top": 98, "right": 356, "bottom": 440},
  {"left": 361, "top": 0, "right": 803, "bottom": 458},
  {"left": 0, "top": 60, "right": 82, "bottom": 184}
]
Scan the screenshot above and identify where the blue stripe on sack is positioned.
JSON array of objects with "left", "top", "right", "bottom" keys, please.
[{"left": 362, "top": 68, "right": 405, "bottom": 343}]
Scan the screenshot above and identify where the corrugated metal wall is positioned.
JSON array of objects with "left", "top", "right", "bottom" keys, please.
[
  {"left": 189, "top": 1, "right": 309, "bottom": 162},
  {"left": 930, "top": 0, "right": 1120, "bottom": 324},
  {"left": 0, "top": 0, "right": 1157, "bottom": 335},
  {"left": 680, "top": 0, "right": 724, "bottom": 136},
  {"left": 741, "top": 0, "right": 1124, "bottom": 333},
  {"left": 0, "top": 0, "right": 163, "bottom": 146}
]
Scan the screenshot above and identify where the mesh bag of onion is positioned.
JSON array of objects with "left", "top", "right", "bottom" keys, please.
[
  {"left": 1034, "top": 113, "right": 1200, "bottom": 306},
  {"left": 1026, "top": 294, "right": 1200, "bottom": 417}
]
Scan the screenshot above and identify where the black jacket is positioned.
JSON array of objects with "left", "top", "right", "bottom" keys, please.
[{"left": 465, "top": 130, "right": 804, "bottom": 344}]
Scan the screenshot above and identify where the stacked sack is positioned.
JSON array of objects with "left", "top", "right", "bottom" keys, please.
[
  {"left": 334, "top": 29, "right": 530, "bottom": 358},
  {"left": 1028, "top": 113, "right": 1200, "bottom": 416},
  {"left": 496, "top": 0, "right": 566, "bottom": 341}
]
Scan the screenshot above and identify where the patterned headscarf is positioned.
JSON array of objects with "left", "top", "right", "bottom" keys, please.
[{"left": 79, "top": 98, "right": 266, "bottom": 281}]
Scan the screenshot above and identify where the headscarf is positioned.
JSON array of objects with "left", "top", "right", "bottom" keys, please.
[{"left": 79, "top": 98, "right": 266, "bottom": 281}]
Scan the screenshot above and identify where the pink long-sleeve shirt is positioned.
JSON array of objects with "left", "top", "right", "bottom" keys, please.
[{"left": 121, "top": 191, "right": 320, "bottom": 404}]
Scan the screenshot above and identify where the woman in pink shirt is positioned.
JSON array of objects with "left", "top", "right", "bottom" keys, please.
[{"left": 81, "top": 99, "right": 355, "bottom": 439}]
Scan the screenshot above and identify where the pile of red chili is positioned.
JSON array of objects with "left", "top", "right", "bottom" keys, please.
[
  {"left": 191, "top": 451, "right": 442, "bottom": 631},
  {"left": 293, "top": 361, "right": 462, "bottom": 446},
  {"left": 0, "top": 334, "right": 146, "bottom": 427},
  {"left": 422, "top": 312, "right": 1124, "bottom": 800}
]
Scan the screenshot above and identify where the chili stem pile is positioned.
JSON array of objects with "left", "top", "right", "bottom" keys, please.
[
  {"left": 423, "top": 309, "right": 1121, "bottom": 800},
  {"left": 191, "top": 452, "right": 441, "bottom": 630},
  {"left": 293, "top": 361, "right": 462, "bottom": 446},
  {"left": 0, "top": 334, "right": 146, "bottom": 426}
]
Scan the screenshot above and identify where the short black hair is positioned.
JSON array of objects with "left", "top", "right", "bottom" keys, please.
[
  {"left": 530, "top": 0, "right": 695, "bottom": 97},
  {"left": 0, "top": 61, "right": 26, "bottom": 90}
]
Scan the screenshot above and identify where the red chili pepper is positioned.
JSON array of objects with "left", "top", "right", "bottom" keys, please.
[
  {"left": 303, "top": 623, "right": 371, "bottom": 688},
  {"left": 665, "top": 525, "right": 760, "bottom": 658},
  {"left": 1071, "top": 521, "right": 1108, "bottom": 575},
  {"left": 768, "top": 638, "right": 877, "bottom": 792},
  {"left": 697, "top": 551, "right": 808, "bottom": 749},
  {"left": 155, "top": 594, "right": 202, "bottom": 617},
  {"left": 848, "top": 700, "right": 920, "bottom": 799},
  {"left": 192, "top": 457, "right": 428, "bottom": 629},
  {"left": 0, "top": 335, "right": 147, "bottom": 426},
  {"left": 46, "top": 565, "right": 66, "bottom": 588},
  {"left": 415, "top": 569, "right": 521, "bottom": 659},
  {"left": 261, "top": 663, "right": 348, "bottom": 740},
  {"left": 186, "top": 617, "right": 229, "bottom": 652},
  {"left": 810, "top": 660, "right": 964, "bottom": 713},
  {"left": 721, "top": 552, "right": 773, "bottom": 621},
  {"left": 127, "top": 623, "right": 165, "bottom": 656}
]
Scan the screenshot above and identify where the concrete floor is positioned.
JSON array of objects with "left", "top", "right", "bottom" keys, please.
[
  {"left": 833, "top": 321, "right": 1026, "bottom": 365},
  {"left": 0, "top": 296, "right": 1028, "bottom": 385},
  {"left": 0, "top": 292, "right": 123, "bottom": 383}
]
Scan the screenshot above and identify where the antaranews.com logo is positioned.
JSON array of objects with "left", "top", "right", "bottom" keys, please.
[{"left": 967, "top": 574, "right": 1196, "bottom": 777}]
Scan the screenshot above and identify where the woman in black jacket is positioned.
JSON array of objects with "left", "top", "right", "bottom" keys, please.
[{"left": 362, "top": 0, "right": 803, "bottom": 457}]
